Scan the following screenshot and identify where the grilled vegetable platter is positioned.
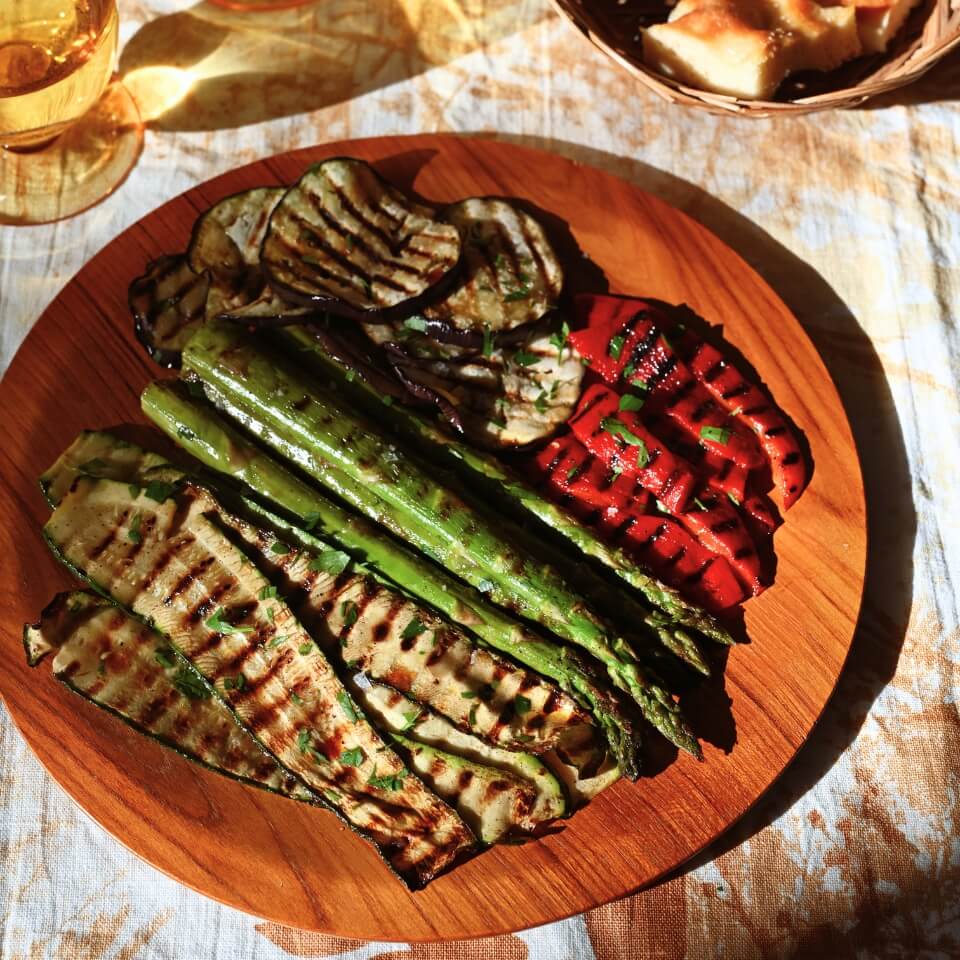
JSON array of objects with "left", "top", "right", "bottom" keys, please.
[{"left": 18, "top": 154, "right": 815, "bottom": 893}]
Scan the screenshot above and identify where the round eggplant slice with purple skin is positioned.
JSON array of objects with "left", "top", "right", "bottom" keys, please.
[
  {"left": 261, "top": 158, "right": 462, "bottom": 321},
  {"left": 423, "top": 197, "right": 564, "bottom": 335},
  {"left": 130, "top": 254, "right": 210, "bottom": 369},
  {"left": 389, "top": 319, "right": 585, "bottom": 449}
]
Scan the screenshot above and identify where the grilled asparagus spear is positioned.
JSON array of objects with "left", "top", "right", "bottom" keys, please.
[
  {"left": 139, "top": 385, "right": 641, "bottom": 775},
  {"left": 278, "top": 324, "right": 733, "bottom": 647},
  {"left": 181, "top": 322, "right": 699, "bottom": 757}
]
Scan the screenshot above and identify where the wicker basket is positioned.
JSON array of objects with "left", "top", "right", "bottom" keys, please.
[{"left": 551, "top": 0, "right": 960, "bottom": 116}]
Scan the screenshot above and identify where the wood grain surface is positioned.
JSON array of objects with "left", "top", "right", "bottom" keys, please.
[{"left": 0, "top": 134, "right": 866, "bottom": 941}]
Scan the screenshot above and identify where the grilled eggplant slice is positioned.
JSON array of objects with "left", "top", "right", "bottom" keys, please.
[
  {"left": 261, "top": 158, "right": 461, "bottom": 319},
  {"left": 425, "top": 197, "right": 563, "bottom": 334},
  {"left": 390, "top": 320, "right": 585, "bottom": 448},
  {"left": 130, "top": 255, "right": 210, "bottom": 368},
  {"left": 25, "top": 591, "right": 312, "bottom": 801},
  {"left": 44, "top": 477, "right": 475, "bottom": 888}
]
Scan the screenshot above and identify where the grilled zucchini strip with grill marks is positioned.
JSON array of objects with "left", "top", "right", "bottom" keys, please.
[
  {"left": 262, "top": 158, "right": 461, "bottom": 319},
  {"left": 182, "top": 323, "right": 698, "bottom": 758},
  {"left": 44, "top": 477, "right": 475, "bottom": 888},
  {"left": 425, "top": 197, "right": 563, "bottom": 334},
  {"left": 25, "top": 591, "right": 312, "bottom": 801}
]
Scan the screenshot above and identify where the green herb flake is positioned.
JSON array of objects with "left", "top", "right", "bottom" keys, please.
[
  {"left": 619, "top": 393, "right": 645, "bottom": 413},
  {"left": 693, "top": 496, "right": 708, "bottom": 511},
  {"left": 224, "top": 673, "right": 246, "bottom": 692},
  {"left": 727, "top": 491, "right": 741, "bottom": 507},
  {"left": 308, "top": 549, "right": 351, "bottom": 575},
  {"left": 270, "top": 541, "right": 290, "bottom": 555},
  {"left": 154, "top": 647, "right": 177, "bottom": 669},
  {"left": 700, "top": 425, "right": 732, "bottom": 445},
  {"left": 337, "top": 690, "right": 359, "bottom": 722},
  {"left": 534, "top": 391, "right": 548, "bottom": 415},
  {"left": 549, "top": 321, "right": 570, "bottom": 358},
  {"left": 566, "top": 463, "right": 583, "bottom": 484},
  {"left": 172, "top": 668, "right": 210, "bottom": 700},
  {"left": 127, "top": 512, "right": 143, "bottom": 545},
  {"left": 504, "top": 287, "right": 531, "bottom": 303},
  {"left": 608, "top": 334, "right": 626, "bottom": 360},
  {"left": 302, "top": 511, "right": 322, "bottom": 531},
  {"left": 340, "top": 746, "right": 365, "bottom": 767},
  {"left": 340, "top": 599, "right": 359, "bottom": 629},
  {"left": 482, "top": 326, "right": 493, "bottom": 358},
  {"left": 460, "top": 690, "right": 477, "bottom": 699},
  {"left": 468, "top": 704, "right": 479, "bottom": 727},
  {"left": 403, "top": 315, "right": 428, "bottom": 333},
  {"left": 259, "top": 585, "right": 278, "bottom": 600},
  {"left": 290, "top": 691, "right": 303, "bottom": 706},
  {"left": 298, "top": 642, "right": 313, "bottom": 655},
  {"left": 401, "top": 617, "right": 428, "bottom": 642},
  {"left": 128, "top": 483, "right": 140, "bottom": 498},
  {"left": 265, "top": 606, "right": 276, "bottom": 624},
  {"left": 489, "top": 416, "right": 507, "bottom": 431},
  {"left": 345, "top": 369, "right": 356, "bottom": 383},
  {"left": 512, "top": 349, "right": 540, "bottom": 367},
  {"left": 635, "top": 440, "right": 650, "bottom": 469},
  {"left": 367, "top": 767, "right": 408, "bottom": 791},
  {"left": 514, "top": 694, "right": 533, "bottom": 715},
  {"left": 381, "top": 395, "right": 394, "bottom": 407},
  {"left": 600, "top": 417, "right": 649, "bottom": 455},
  {"left": 205, "top": 608, "right": 255, "bottom": 635},
  {"left": 401, "top": 709, "right": 420, "bottom": 731},
  {"left": 621, "top": 362, "right": 637, "bottom": 380},
  {"left": 144, "top": 479, "right": 176, "bottom": 503},
  {"left": 515, "top": 733, "right": 535, "bottom": 743},
  {"left": 268, "top": 635, "right": 287, "bottom": 649},
  {"left": 323, "top": 789, "right": 340, "bottom": 804},
  {"left": 297, "top": 729, "right": 312, "bottom": 753}
]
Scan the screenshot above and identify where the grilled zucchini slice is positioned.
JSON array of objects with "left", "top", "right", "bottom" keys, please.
[
  {"left": 44, "top": 476, "right": 475, "bottom": 888},
  {"left": 261, "top": 158, "right": 461, "bottom": 319},
  {"left": 425, "top": 197, "right": 563, "bottom": 334},
  {"left": 25, "top": 591, "right": 312, "bottom": 801}
]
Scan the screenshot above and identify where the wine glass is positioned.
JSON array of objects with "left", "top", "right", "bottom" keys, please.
[{"left": 0, "top": 0, "right": 142, "bottom": 225}]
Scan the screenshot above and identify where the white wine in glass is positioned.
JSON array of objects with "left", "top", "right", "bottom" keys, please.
[{"left": 0, "top": 0, "right": 142, "bottom": 224}]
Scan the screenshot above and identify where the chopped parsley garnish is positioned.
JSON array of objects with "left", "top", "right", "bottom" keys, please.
[
  {"left": 302, "top": 511, "right": 322, "bottom": 531},
  {"left": 477, "top": 578, "right": 495, "bottom": 595},
  {"left": 608, "top": 334, "right": 626, "bottom": 360},
  {"left": 600, "top": 417, "right": 649, "bottom": 467},
  {"left": 144, "top": 480, "right": 176, "bottom": 503},
  {"left": 127, "top": 512, "right": 143, "bottom": 545},
  {"left": 482, "top": 326, "right": 494, "bottom": 358},
  {"left": 700, "top": 425, "right": 732, "bottom": 445},
  {"left": 403, "top": 315, "right": 428, "bottom": 333},
  {"left": 128, "top": 483, "right": 140, "bottom": 498},
  {"left": 361, "top": 278, "right": 373, "bottom": 298},
  {"left": 340, "top": 599, "right": 359, "bottom": 629},
  {"left": 367, "top": 767, "right": 408, "bottom": 791},
  {"left": 619, "top": 393, "right": 645, "bottom": 413},
  {"left": 460, "top": 690, "right": 477, "bottom": 699},
  {"left": 345, "top": 369, "right": 356, "bottom": 383},
  {"left": 381, "top": 396, "right": 394, "bottom": 407},
  {"left": 693, "top": 496, "right": 708, "bottom": 511},
  {"left": 298, "top": 642, "right": 313, "bottom": 655},
  {"left": 401, "top": 617, "right": 428, "bottom": 641},
  {"left": 566, "top": 462, "right": 584, "bottom": 484},
  {"left": 513, "top": 694, "right": 532, "bottom": 715},
  {"left": 154, "top": 647, "right": 177, "bottom": 670},
  {"left": 727, "top": 491, "right": 741, "bottom": 507},
  {"left": 489, "top": 416, "right": 507, "bottom": 431},
  {"left": 503, "top": 286, "right": 531, "bottom": 302},
  {"left": 534, "top": 391, "right": 548, "bottom": 414},
  {"left": 340, "top": 747, "right": 364, "bottom": 767},
  {"left": 401, "top": 709, "right": 420, "bottom": 731},
  {"left": 270, "top": 541, "right": 290, "bottom": 555},
  {"left": 290, "top": 691, "right": 303, "bottom": 705},
  {"left": 259, "top": 585, "right": 278, "bottom": 601},
  {"left": 323, "top": 789, "right": 340, "bottom": 804},
  {"left": 172, "top": 667, "right": 210, "bottom": 700},
  {"left": 297, "top": 729, "right": 312, "bottom": 753},
  {"left": 468, "top": 704, "right": 479, "bottom": 727},
  {"left": 512, "top": 349, "right": 540, "bottom": 367},
  {"left": 205, "top": 608, "right": 254, "bottom": 635},
  {"left": 515, "top": 734, "right": 535, "bottom": 743},
  {"left": 267, "top": 635, "right": 287, "bottom": 649},
  {"left": 622, "top": 362, "right": 637, "bottom": 380},
  {"left": 337, "top": 690, "right": 358, "bottom": 722},
  {"left": 308, "top": 549, "right": 351, "bottom": 575},
  {"left": 549, "top": 321, "right": 570, "bottom": 358},
  {"left": 223, "top": 674, "right": 246, "bottom": 692}
]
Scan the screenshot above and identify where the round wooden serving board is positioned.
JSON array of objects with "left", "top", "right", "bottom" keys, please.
[{"left": 0, "top": 135, "right": 866, "bottom": 941}]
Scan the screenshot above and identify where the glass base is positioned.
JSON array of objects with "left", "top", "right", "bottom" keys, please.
[{"left": 0, "top": 80, "right": 143, "bottom": 225}]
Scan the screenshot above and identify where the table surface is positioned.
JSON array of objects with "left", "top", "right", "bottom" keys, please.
[{"left": 1, "top": 2, "right": 957, "bottom": 958}]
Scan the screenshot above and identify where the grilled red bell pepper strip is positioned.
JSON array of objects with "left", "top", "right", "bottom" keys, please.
[
  {"left": 569, "top": 384, "right": 697, "bottom": 515},
  {"left": 667, "top": 324, "right": 807, "bottom": 509},
  {"left": 571, "top": 295, "right": 764, "bottom": 471},
  {"left": 741, "top": 489, "right": 782, "bottom": 539},
  {"left": 679, "top": 487, "right": 765, "bottom": 594},
  {"left": 607, "top": 512, "right": 746, "bottom": 612},
  {"left": 703, "top": 452, "right": 749, "bottom": 504}
]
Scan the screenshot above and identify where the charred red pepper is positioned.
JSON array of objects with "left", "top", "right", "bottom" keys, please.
[
  {"left": 568, "top": 384, "right": 697, "bottom": 514},
  {"left": 571, "top": 295, "right": 764, "bottom": 470},
  {"left": 741, "top": 489, "right": 782, "bottom": 539},
  {"left": 667, "top": 324, "right": 808, "bottom": 509}
]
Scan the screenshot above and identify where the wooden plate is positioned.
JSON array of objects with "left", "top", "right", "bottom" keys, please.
[{"left": 0, "top": 135, "right": 865, "bottom": 941}]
